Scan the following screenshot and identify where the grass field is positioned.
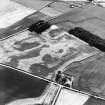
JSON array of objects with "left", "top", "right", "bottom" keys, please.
[{"left": 64, "top": 52, "right": 105, "bottom": 99}]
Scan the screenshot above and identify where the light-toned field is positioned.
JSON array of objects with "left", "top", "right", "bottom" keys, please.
[
  {"left": 0, "top": 0, "right": 35, "bottom": 28},
  {"left": 55, "top": 88, "right": 89, "bottom": 105},
  {"left": 0, "top": 64, "right": 60, "bottom": 105},
  {"left": 7, "top": 82, "right": 59, "bottom": 105},
  {"left": 0, "top": 25, "right": 99, "bottom": 79}
]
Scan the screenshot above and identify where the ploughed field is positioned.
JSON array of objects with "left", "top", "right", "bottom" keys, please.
[{"left": 0, "top": 25, "right": 99, "bottom": 79}]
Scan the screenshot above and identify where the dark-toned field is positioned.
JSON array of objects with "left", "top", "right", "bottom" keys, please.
[
  {"left": 0, "top": 11, "right": 51, "bottom": 40},
  {"left": 0, "top": 25, "right": 99, "bottom": 80},
  {"left": 0, "top": 64, "right": 49, "bottom": 104},
  {"left": 84, "top": 96, "right": 105, "bottom": 105}
]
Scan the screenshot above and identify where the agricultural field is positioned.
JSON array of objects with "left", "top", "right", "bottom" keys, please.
[
  {"left": 64, "top": 53, "right": 105, "bottom": 99},
  {"left": 0, "top": 25, "right": 100, "bottom": 80},
  {"left": 0, "top": 64, "right": 59, "bottom": 105},
  {"left": 0, "top": 0, "right": 105, "bottom": 104}
]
